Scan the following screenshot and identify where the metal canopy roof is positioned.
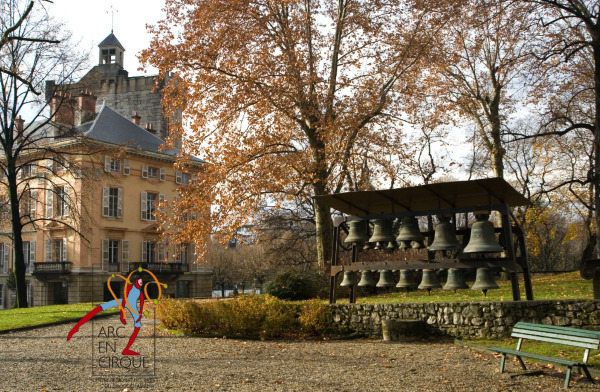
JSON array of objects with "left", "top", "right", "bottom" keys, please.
[{"left": 314, "top": 178, "right": 531, "bottom": 216}]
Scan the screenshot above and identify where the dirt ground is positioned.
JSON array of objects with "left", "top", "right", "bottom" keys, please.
[{"left": 0, "top": 315, "right": 598, "bottom": 392}]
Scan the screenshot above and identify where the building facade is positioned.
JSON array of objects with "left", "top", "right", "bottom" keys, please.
[{"left": 0, "top": 33, "right": 212, "bottom": 308}]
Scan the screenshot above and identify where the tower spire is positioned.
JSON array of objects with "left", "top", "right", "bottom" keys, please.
[{"left": 107, "top": 5, "right": 118, "bottom": 33}]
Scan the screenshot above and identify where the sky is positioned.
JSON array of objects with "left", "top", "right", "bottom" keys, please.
[{"left": 46, "top": 0, "right": 166, "bottom": 76}]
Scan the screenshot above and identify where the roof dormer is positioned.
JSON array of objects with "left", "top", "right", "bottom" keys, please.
[{"left": 98, "top": 32, "right": 125, "bottom": 67}]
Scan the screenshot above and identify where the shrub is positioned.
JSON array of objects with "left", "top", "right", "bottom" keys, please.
[
  {"left": 155, "top": 295, "right": 342, "bottom": 338},
  {"left": 264, "top": 269, "right": 323, "bottom": 300}
]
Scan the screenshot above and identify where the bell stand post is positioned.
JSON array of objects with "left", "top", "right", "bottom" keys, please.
[{"left": 329, "top": 204, "right": 534, "bottom": 304}]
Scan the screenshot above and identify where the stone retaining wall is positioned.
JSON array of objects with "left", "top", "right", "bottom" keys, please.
[{"left": 329, "top": 300, "right": 600, "bottom": 338}]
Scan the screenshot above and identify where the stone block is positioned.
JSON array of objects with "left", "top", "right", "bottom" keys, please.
[{"left": 381, "top": 319, "right": 426, "bottom": 342}]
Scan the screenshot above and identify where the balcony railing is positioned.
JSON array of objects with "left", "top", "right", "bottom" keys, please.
[
  {"left": 130, "top": 262, "right": 187, "bottom": 274},
  {"left": 33, "top": 262, "right": 72, "bottom": 274}
]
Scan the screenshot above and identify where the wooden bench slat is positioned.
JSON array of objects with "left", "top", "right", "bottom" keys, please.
[
  {"left": 490, "top": 347, "right": 585, "bottom": 367},
  {"left": 514, "top": 322, "right": 600, "bottom": 339},
  {"left": 512, "top": 331, "right": 600, "bottom": 349}
]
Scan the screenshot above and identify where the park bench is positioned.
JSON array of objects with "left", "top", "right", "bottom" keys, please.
[{"left": 490, "top": 322, "right": 600, "bottom": 388}]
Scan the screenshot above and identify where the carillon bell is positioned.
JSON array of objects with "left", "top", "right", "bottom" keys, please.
[
  {"left": 396, "top": 217, "right": 425, "bottom": 249},
  {"left": 396, "top": 269, "right": 418, "bottom": 291},
  {"left": 443, "top": 268, "right": 469, "bottom": 291},
  {"left": 340, "top": 271, "right": 358, "bottom": 287},
  {"left": 357, "top": 270, "right": 377, "bottom": 287},
  {"left": 398, "top": 240, "right": 412, "bottom": 250},
  {"left": 369, "top": 219, "right": 396, "bottom": 249},
  {"left": 345, "top": 220, "right": 369, "bottom": 244},
  {"left": 463, "top": 214, "right": 503, "bottom": 253},
  {"left": 418, "top": 269, "right": 442, "bottom": 294},
  {"left": 428, "top": 216, "right": 462, "bottom": 251},
  {"left": 471, "top": 267, "right": 499, "bottom": 295},
  {"left": 376, "top": 270, "right": 396, "bottom": 288}
]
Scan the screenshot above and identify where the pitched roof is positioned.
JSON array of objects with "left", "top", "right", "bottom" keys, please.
[
  {"left": 98, "top": 32, "right": 125, "bottom": 51},
  {"left": 78, "top": 104, "right": 179, "bottom": 157}
]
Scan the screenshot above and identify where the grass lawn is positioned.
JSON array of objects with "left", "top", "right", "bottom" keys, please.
[
  {"left": 331, "top": 271, "right": 593, "bottom": 304},
  {"left": 0, "top": 303, "right": 118, "bottom": 332}
]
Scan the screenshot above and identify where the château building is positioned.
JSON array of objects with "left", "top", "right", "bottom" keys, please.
[{"left": 0, "top": 33, "right": 212, "bottom": 308}]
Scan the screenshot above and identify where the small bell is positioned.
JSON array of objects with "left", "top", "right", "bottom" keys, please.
[
  {"left": 463, "top": 214, "right": 503, "bottom": 253},
  {"left": 418, "top": 269, "right": 442, "bottom": 295},
  {"left": 428, "top": 216, "right": 462, "bottom": 251},
  {"left": 376, "top": 270, "right": 396, "bottom": 288},
  {"left": 340, "top": 271, "right": 358, "bottom": 287},
  {"left": 345, "top": 220, "right": 369, "bottom": 244},
  {"left": 396, "top": 269, "right": 418, "bottom": 291},
  {"left": 471, "top": 267, "right": 499, "bottom": 296},
  {"left": 399, "top": 240, "right": 412, "bottom": 250},
  {"left": 369, "top": 219, "right": 396, "bottom": 249},
  {"left": 443, "top": 268, "right": 469, "bottom": 292},
  {"left": 357, "top": 270, "right": 377, "bottom": 287}
]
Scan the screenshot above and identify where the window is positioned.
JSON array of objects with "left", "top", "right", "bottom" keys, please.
[
  {"left": 175, "top": 243, "right": 189, "bottom": 264},
  {"left": 0, "top": 243, "right": 8, "bottom": 273},
  {"left": 0, "top": 283, "right": 4, "bottom": 309},
  {"left": 55, "top": 185, "right": 69, "bottom": 217},
  {"left": 102, "top": 239, "right": 129, "bottom": 272},
  {"left": 21, "top": 190, "right": 37, "bottom": 217},
  {"left": 176, "top": 280, "right": 190, "bottom": 298},
  {"left": 101, "top": 48, "right": 116, "bottom": 64},
  {"left": 20, "top": 163, "right": 37, "bottom": 178},
  {"left": 102, "top": 187, "right": 122, "bottom": 218},
  {"left": 142, "top": 165, "right": 166, "bottom": 181},
  {"left": 141, "top": 241, "right": 165, "bottom": 264},
  {"left": 140, "top": 192, "right": 164, "bottom": 221},
  {"left": 0, "top": 194, "right": 8, "bottom": 220},
  {"left": 23, "top": 241, "right": 35, "bottom": 273},
  {"left": 176, "top": 171, "right": 191, "bottom": 185},
  {"left": 104, "top": 156, "right": 121, "bottom": 173},
  {"left": 44, "top": 239, "right": 67, "bottom": 262}
]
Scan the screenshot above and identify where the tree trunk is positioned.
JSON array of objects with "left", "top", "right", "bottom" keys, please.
[
  {"left": 8, "top": 168, "right": 28, "bottom": 308},
  {"left": 593, "top": 38, "right": 600, "bottom": 258},
  {"left": 313, "top": 198, "right": 333, "bottom": 271}
]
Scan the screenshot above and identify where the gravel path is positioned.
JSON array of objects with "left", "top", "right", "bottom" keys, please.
[{"left": 0, "top": 314, "right": 598, "bottom": 392}]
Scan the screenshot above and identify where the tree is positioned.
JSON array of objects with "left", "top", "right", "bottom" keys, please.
[
  {"left": 141, "top": 0, "right": 461, "bottom": 268},
  {"left": 425, "top": 0, "right": 540, "bottom": 179},
  {"left": 518, "top": 0, "right": 600, "bottom": 259},
  {"left": 0, "top": 0, "right": 87, "bottom": 307}
]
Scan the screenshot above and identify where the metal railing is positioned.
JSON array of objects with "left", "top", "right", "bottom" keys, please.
[
  {"left": 130, "top": 262, "right": 187, "bottom": 274},
  {"left": 33, "top": 262, "right": 72, "bottom": 274}
]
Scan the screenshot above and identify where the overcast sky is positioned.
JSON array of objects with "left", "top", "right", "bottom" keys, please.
[{"left": 47, "top": 0, "right": 166, "bottom": 76}]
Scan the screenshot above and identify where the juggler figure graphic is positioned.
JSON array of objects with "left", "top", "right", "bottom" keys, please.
[{"left": 67, "top": 277, "right": 145, "bottom": 355}]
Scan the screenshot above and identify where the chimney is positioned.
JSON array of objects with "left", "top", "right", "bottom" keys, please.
[
  {"left": 145, "top": 122, "right": 156, "bottom": 134},
  {"left": 14, "top": 115, "right": 24, "bottom": 132},
  {"left": 132, "top": 112, "right": 141, "bottom": 126},
  {"left": 51, "top": 92, "right": 75, "bottom": 126},
  {"left": 75, "top": 89, "right": 97, "bottom": 126}
]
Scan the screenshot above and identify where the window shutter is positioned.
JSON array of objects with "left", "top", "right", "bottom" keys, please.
[
  {"left": 158, "top": 242, "right": 165, "bottom": 262},
  {"left": 159, "top": 194, "right": 165, "bottom": 204},
  {"left": 2, "top": 244, "right": 8, "bottom": 268},
  {"left": 140, "top": 192, "right": 147, "bottom": 220},
  {"left": 44, "top": 240, "right": 52, "bottom": 262},
  {"left": 102, "top": 187, "right": 109, "bottom": 217},
  {"left": 104, "top": 156, "right": 111, "bottom": 172},
  {"left": 63, "top": 186, "right": 70, "bottom": 216},
  {"left": 31, "top": 164, "right": 38, "bottom": 175},
  {"left": 30, "top": 241, "right": 35, "bottom": 264},
  {"left": 46, "top": 159, "right": 53, "bottom": 173},
  {"left": 176, "top": 171, "right": 182, "bottom": 184},
  {"left": 30, "top": 190, "right": 37, "bottom": 216},
  {"left": 61, "top": 238, "right": 67, "bottom": 262},
  {"left": 123, "top": 159, "right": 130, "bottom": 175},
  {"left": 141, "top": 164, "right": 148, "bottom": 178},
  {"left": 117, "top": 188, "right": 123, "bottom": 218},
  {"left": 190, "top": 242, "right": 197, "bottom": 271},
  {"left": 142, "top": 241, "right": 148, "bottom": 263},
  {"left": 175, "top": 244, "right": 181, "bottom": 263},
  {"left": 45, "top": 189, "right": 53, "bottom": 218},
  {"left": 102, "top": 239, "right": 109, "bottom": 272},
  {"left": 121, "top": 240, "right": 129, "bottom": 266},
  {"left": 160, "top": 168, "right": 166, "bottom": 181}
]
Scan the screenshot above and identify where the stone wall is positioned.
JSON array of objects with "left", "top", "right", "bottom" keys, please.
[{"left": 330, "top": 300, "right": 600, "bottom": 338}]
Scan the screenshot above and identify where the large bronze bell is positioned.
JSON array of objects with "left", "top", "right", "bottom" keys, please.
[
  {"left": 471, "top": 267, "right": 499, "bottom": 295},
  {"left": 345, "top": 220, "right": 369, "bottom": 244},
  {"left": 396, "top": 217, "right": 425, "bottom": 249},
  {"left": 418, "top": 269, "right": 442, "bottom": 294},
  {"left": 357, "top": 270, "right": 377, "bottom": 287},
  {"left": 369, "top": 219, "right": 396, "bottom": 249},
  {"left": 340, "top": 271, "right": 358, "bottom": 287},
  {"left": 428, "top": 216, "right": 462, "bottom": 251},
  {"left": 463, "top": 214, "right": 503, "bottom": 253},
  {"left": 443, "top": 268, "right": 469, "bottom": 291},
  {"left": 396, "top": 269, "right": 418, "bottom": 291},
  {"left": 376, "top": 270, "right": 396, "bottom": 288}
]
